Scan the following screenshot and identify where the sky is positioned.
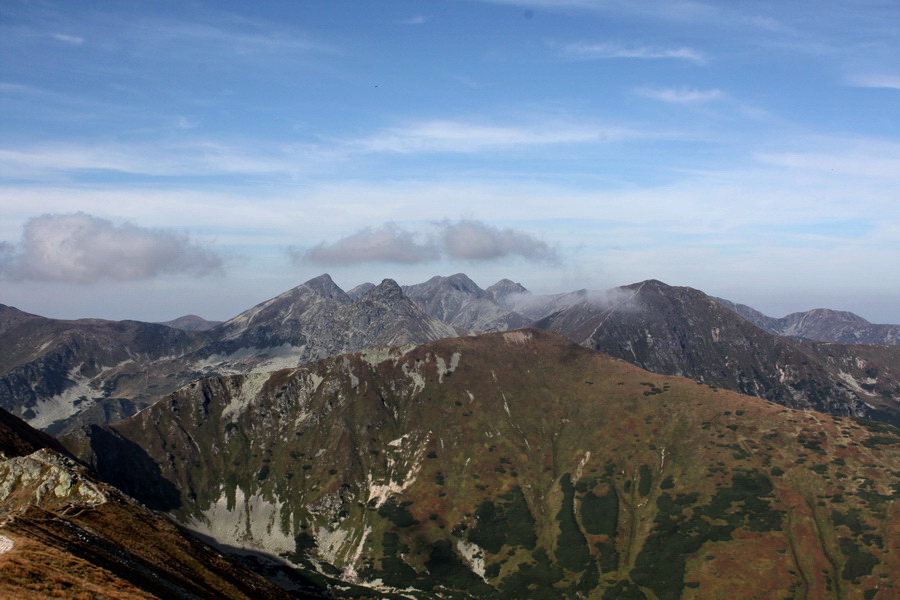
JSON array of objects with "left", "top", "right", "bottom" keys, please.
[{"left": 1, "top": 0, "right": 899, "bottom": 324}]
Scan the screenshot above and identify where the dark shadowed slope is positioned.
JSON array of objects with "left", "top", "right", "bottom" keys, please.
[{"left": 536, "top": 279, "right": 900, "bottom": 425}]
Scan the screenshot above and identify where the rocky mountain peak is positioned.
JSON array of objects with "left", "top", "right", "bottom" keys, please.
[
  {"left": 301, "top": 273, "right": 351, "bottom": 302},
  {"left": 347, "top": 282, "right": 376, "bottom": 300},
  {"left": 444, "top": 272, "right": 486, "bottom": 296},
  {"left": 361, "top": 278, "right": 404, "bottom": 302},
  {"left": 486, "top": 278, "right": 528, "bottom": 302}
]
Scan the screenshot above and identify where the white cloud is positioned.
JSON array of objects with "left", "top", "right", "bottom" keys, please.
[
  {"left": 0, "top": 213, "right": 223, "bottom": 283},
  {"left": 438, "top": 219, "right": 559, "bottom": 262},
  {"left": 847, "top": 74, "right": 900, "bottom": 90},
  {"left": 400, "top": 15, "right": 430, "bottom": 25},
  {"left": 756, "top": 150, "right": 900, "bottom": 179},
  {"left": 50, "top": 33, "right": 85, "bottom": 45},
  {"left": 291, "top": 223, "right": 438, "bottom": 265},
  {"left": 350, "top": 119, "right": 618, "bottom": 154},
  {"left": 562, "top": 42, "right": 706, "bottom": 63},
  {"left": 294, "top": 220, "right": 559, "bottom": 266},
  {"left": 0, "top": 141, "right": 310, "bottom": 180},
  {"left": 635, "top": 87, "right": 725, "bottom": 103}
]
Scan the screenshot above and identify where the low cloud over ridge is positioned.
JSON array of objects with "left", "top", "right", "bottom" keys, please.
[
  {"left": 0, "top": 212, "right": 223, "bottom": 283},
  {"left": 293, "top": 219, "right": 559, "bottom": 266}
]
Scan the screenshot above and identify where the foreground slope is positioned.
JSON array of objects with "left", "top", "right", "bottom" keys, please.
[
  {"left": 69, "top": 330, "right": 900, "bottom": 599},
  {"left": 0, "top": 408, "right": 297, "bottom": 600},
  {"left": 536, "top": 280, "right": 900, "bottom": 426}
]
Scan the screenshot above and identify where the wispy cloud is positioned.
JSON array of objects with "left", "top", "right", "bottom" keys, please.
[
  {"left": 635, "top": 87, "right": 725, "bottom": 103},
  {"left": 126, "top": 19, "right": 335, "bottom": 55},
  {"left": 349, "top": 119, "right": 619, "bottom": 154},
  {"left": 562, "top": 41, "right": 706, "bottom": 63},
  {"left": 846, "top": 73, "right": 900, "bottom": 90},
  {"left": 50, "top": 33, "right": 85, "bottom": 45},
  {"left": 293, "top": 219, "right": 559, "bottom": 265},
  {"left": 399, "top": 15, "right": 430, "bottom": 25},
  {"left": 0, "top": 212, "right": 223, "bottom": 283},
  {"left": 756, "top": 149, "right": 900, "bottom": 179},
  {"left": 0, "top": 141, "right": 310, "bottom": 180}
]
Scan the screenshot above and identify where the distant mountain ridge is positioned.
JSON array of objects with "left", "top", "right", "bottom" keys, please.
[
  {"left": 3, "top": 273, "right": 900, "bottom": 433},
  {"left": 714, "top": 297, "right": 900, "bottom": 344},
  {"left": 157, "top": 314, "right": 223, "bottom": 331}
]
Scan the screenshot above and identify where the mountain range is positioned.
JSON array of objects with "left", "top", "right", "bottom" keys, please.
[
  {"left": 3, "top": 273, "right": 898, "bottom": 433},
  {"left": 1, "top": 273, "right": 899, "bottom": 598}
]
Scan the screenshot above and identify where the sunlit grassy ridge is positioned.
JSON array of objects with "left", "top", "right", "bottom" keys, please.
[{"left": 70, "top": 329, "right": 900, "bottom": 599}]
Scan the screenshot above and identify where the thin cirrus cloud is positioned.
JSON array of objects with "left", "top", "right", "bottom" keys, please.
[
  {"left": 0, "top": 212, "right": 223, "bottom": 283},
  {"left": 635, "top": 87, "right": 725, "bottom": 103},
  {"left": 349, "top": 119, "right": 617, "bottom": 154},
  {"left": 846, "top": 74, "right": 900, "bottom": 90},
  {"left": 561, "top": 41, "right": 706, "bottom": 63},
  {"left": 293, "top": 220, "right": 559, "bottom": 266}
]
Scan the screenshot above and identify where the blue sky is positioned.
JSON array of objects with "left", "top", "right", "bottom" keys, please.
[{"left": 1, "top": 0, "right": 898, "bottom": 323}]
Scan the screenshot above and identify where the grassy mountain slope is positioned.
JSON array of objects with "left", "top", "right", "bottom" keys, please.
[{"left": 67, "top": 330, "right": 900, "bottom": 599}]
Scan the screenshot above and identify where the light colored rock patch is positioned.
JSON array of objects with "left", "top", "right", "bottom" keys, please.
[
  {"left": 0, "top": 449, "right": 106, "bottom": 508},
  {"left": 0, "top": 534, "right": 13, "bottom": 554},
  {"left": 388, "top": 434, "right": 410, "bottom": 447},
  {"left": 367, "top": 433, "right": 429, "bottom": 508},
  {"left": 342, "top": 357, "right": 359, "bottom": 388},
  {"left": 456, "top": 540, "right": 487, "bottom": 581},
  {"left": 340, "top": 526, "right": 372, "bottom": 582},
  {"left": 434, "top": 351, "right": 462, "bottom": 383},
  {"left": 221, "top": 372, "right": 271, "bottom": 420},
  {"left": 401, "top": 361, "right": 426, "bottom": 395},
  {"left": 361, "top": 345, "right": 416, "bottom": 369},
  {"left": 186, "top": 487, "right": 294, "bottom": 557},
  {"left": 502, "top": 330, "right": 532, "bottom": 345},
  {"left": 290, "top": 371, "right": 325, "bottom": 427},
  {"left": 314, "top": 525, "right": 350, "bottom": 565},
  {"left": 837, "top": 371, "right": 868, "bottom": 395},
  {"left": 27, "top": 364, "right": 103, "bottom": 429},
  {"left": 574, "top": 450, "right": 591, "bottom": 481}
]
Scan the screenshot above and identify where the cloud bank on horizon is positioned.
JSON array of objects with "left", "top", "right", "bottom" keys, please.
[
  {"left": 0, "top": 0, "right": 898, "bottom": 323},
  {"left": 295, "top": 220, "right": 559, "bottom": 266},
  {"left": 0, "top": 213, "right": 222, "bottom": 283}
]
